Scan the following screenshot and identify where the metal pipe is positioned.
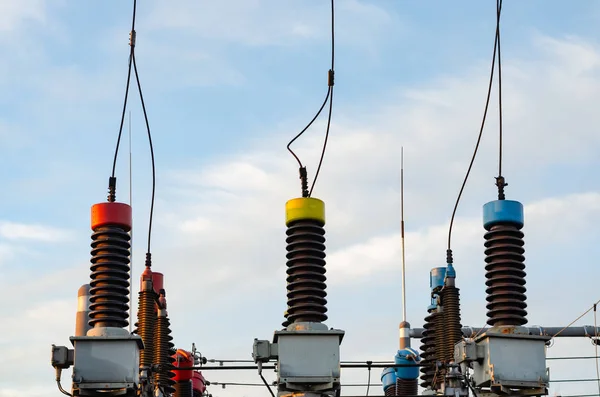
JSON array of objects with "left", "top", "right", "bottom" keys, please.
[{"left": 409, "top": 326, "right": 600, "bottom": 338}]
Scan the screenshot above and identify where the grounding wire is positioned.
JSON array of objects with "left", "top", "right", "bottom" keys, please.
[
  {"left": 286, "top": 0, "right": 335, "bottom": 197},
  {"left": 110, "top": 0, "right": 137, "bottom": 181},
  {"left": 446, "top": 0, "right": 502, "bottom": 257}
]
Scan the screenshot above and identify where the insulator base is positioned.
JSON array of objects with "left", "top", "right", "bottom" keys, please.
[{"left": 484, "top": 222, "right": 527, "bottom": 327}]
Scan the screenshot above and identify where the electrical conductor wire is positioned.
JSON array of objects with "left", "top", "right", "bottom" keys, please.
[
  {"left": 447, "top": 0, "right": 502, "bottom": 256},
  {"left": 495, "top": 0, "right": 504, "bottom": 178},
  {"left": 286, "top": 0, "right": 335, "bottom": 197},
  {"left": 111, "top": 0, "right": 137, "bottom": 179}
]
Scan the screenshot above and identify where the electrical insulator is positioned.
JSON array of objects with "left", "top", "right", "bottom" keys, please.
[
  {"left": 173, "top": 349, "right": 194, "bottom": 397},
  {"left": 284, "top": 197, "right": 328, "bottom": 325},
  {"left": 88, "top": 202, "right": 132, "bottom": 330},
  {"left": 483, "top": 199, "right": 527, "bottom": 327},
  {"left": 420, "top": 267, "right": 446, "bottom": 390}
]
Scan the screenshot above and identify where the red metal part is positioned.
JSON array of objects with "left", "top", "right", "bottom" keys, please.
[
  {"left": 91, "top": 202, "right": 132, "bottom": 231},
  {"left": 152, "top": 272, "right": 164, "bottom": 295},
  {"left": 192, "top": 371, "right": 206, "bottom": 394},
  {"left": 172, "top": 349, "right": 194, "bottom": 382}
]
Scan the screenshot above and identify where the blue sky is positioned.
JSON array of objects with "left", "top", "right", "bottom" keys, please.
[{"left": 1, "top": 1, "right": 600, "bottom": 396}]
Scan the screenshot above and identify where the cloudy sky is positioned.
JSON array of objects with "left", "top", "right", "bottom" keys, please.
[{"left": 1, "top": 1, "right": 600, "bottom": 396}]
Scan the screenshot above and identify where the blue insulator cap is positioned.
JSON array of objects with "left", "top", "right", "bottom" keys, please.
[
  {"left": 430, "top": 267, "right": 446, "bottom": 291},
  {"left": 483, "top": 199, "right": 524, "bottom": 230},
  {"left": 445, "top": 263, "right": 456, "bottom": 278},
  {"left": 394, "top": 347, "right": 420, "bottom": 380},
  {"left": 381, "top": 367, "right": 397, "bottom": 391}
]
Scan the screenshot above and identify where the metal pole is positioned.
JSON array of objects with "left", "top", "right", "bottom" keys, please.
[{"left": 409, "top": 326, "right": 600, "bottom": 339}]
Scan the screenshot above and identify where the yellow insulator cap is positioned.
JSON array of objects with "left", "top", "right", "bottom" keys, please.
[{"left": 285, "top": 197, "right": 325, "bottom": 226}]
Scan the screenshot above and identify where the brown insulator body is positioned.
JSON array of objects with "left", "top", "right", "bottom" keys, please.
[
  {"left": 419, "top": 310, "right": 438, "bottom": 389},
  {"left": 484, "top": 223, "right": 527, "bottom": 326},
  {"left": 174, "top": 381, "right": 193, "bottom": 397},
  {"left": 88, "top": 224, "right": 131, "bottom": 329},
  {"left": 440, "top": 286, "right": 462, "bottom": 363},
  {"left": 135, "top": 289, "right": 157, "bottom": 368},
  {"left": 384, "top": 384, "right": 397, "bottom": 396},
  {"left": 284, "top": 218, "right": 328, "bottom": 325},
  {"left": 155, "top": 315, "right": 176, "bottom": 394},
  {"left": 433, "top": 306, "right": 446, "bottom": 387},
  {"left": 395, "top": 378, "right": 418, "bottom": 396}
]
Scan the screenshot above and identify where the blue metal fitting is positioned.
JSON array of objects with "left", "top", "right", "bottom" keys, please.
[
  {"left": 483, "top": 199, "right": 524, "bottom": 230},
  {"left": 429, "top": 267, "right": 446, "bottom": 309},
  {"left": 445, "top": 263, "right": 456, "bottom": 278},
  {"left": 430, "top": 267, "right": 446, "bottom": 290},
  {"left": 381, "top": 367, "right": 397, "bottom": 392},
  {"left": 394, "top": 347, "right": 420, "bottom": 380}
]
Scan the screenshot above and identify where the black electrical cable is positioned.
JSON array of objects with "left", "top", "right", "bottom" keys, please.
[
  {"left": 365, "top": 362, "right": 372, "bottom": 396},
  {"left": 110, "top": 0, "right": 138, "bottom": 197},
  {"left": 446, "top": 0, "right": 502, "bottom": 258},
  {"left": 132, "top": 51, "right": 156, "bottom": 256},
  {"left": 287, "top": 0, "right": 335, "bottom": 197},
  {"left": 496, "top": 0, "right": 503, "bottom": 179},
  {"left": 260, "top": 374, "right": 276, "bottom": 397}
]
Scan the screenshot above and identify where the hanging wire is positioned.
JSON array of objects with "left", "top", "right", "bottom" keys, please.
[
  {"left": 287, "top": 0, "right": 335, "bottom": 198},
  {"left": 550, "top": 299, "right": 600, "bottom": 341},
  {"left": 132, "top": 45, "right": 156, "bottom": 256},
  {"left": 109, "top": 0, "right": 138, "bottom": 202},
  {"left": 366, "top": 362, "right": 372, "bottom": 396},
  {"left": 446, "top": 0, "right": 502, "bottom": 259},
  {"left": 496, "top": 0, "right": 503, "bottom": 179}
]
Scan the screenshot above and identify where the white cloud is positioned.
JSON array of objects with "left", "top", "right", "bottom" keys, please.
[
  {"left": 0, "top": 0, "right": 47, "bottom": 32},
  {"left": 0, "top": 221, "right": 72, "bottom": 242}
]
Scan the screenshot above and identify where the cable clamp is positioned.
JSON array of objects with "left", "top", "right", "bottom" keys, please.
[
  {"left": 129, "top": 30, "right": 136, "bottom": 47},
  {"left": 328, "top": 69, "right": 335, "bottom": 87}
]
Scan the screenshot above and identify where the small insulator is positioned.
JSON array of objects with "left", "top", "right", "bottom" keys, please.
[
  {"left": 75, "top": 284, "right": 91, "bottom": 336},
  {"left": 155, "top": 298, "right": 176, "bottom": 394},
  {"left": 137, "top": 267, "right": 157, "bottom": 369},
  {"left": 440, "top": 285, "right": 462, "bottom": 363},
  {"left": 395, "top": 378, "right": 418, "bottom": 397},
  {"left": 419, "top": 310, "right": 438, "bottom": 389},
  {"left": 420, "top": 267, "right": 445, "bottom": 390},
  {"left": 483, "top": 200, "right": 527, "bottom": 327},
  {"left": 381, "top": 367, "right": 398, "bottom": 396},
  {"left": 88, "top": 202, "right": 132, "bottom": 329},
  {"left": 283, "top": 197, "right": 328, "bottom": 325},
  {"left": 174, "top": 381, "right": 193, "bottom": 397},
  {"left": 433, "top": 302, "right": 446, "bottom": 388}
]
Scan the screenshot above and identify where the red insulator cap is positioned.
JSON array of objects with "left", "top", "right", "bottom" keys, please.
[
  {"left": 140, "top": 267, "right": 153, "bottom": 290},
  {"left": 192, "top": 371, "right": 206, "bottom": 394},
  {"left": 152, "top": 272, "right": 164, "bottom": 295},
  {"left": 91, "top": 202, "right": 132, "bottom": 231},
  {"left": 172, "top": 349, "right": 194, "bottom": 381}
]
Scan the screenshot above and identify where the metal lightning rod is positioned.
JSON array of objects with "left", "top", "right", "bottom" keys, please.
[
  {"left": 401, "top": 146, "right": 406, "bottom": 323},
  {"left": 128, "top": 110, "right": 133, "bottom": 333}
]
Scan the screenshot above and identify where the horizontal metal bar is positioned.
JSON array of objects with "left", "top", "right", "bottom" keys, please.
[{"left": 409, "top": 325, "right": 600, "bottom": 338}]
